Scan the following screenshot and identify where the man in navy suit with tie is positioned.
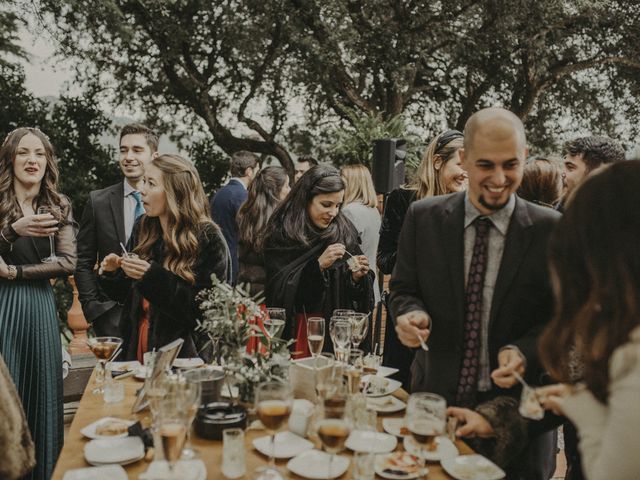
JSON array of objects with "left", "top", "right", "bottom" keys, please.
[
  {"left": 210, "top": 151, "right": 258, "bottom": 284},
  {"left": 75, "top": 123, "right": 159, "bottom": 336}
]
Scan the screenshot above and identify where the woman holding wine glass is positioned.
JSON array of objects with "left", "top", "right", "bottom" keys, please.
[
  {"left": 263, "top": 165, "right": 375, "bottom": 358},
  {"left": 0, "top": 127, "right": 77, "bottom": 479},
  {"left": 99, "top": 154, "right": 229, "bottom": 362}
]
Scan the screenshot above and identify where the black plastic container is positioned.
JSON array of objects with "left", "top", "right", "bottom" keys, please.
[{"left": 194, "top": 402, "right": 247, "bottom": 440}]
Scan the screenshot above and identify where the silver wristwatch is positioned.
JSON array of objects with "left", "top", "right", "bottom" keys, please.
[{"left": 6, "top": 265, "right": 17, "bottom": 280}]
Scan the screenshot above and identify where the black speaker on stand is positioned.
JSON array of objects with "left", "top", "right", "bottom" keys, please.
[{"left": 370, "top": 139, "right": 406, "bottom": 353}]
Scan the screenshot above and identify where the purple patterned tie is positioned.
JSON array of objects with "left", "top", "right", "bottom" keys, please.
[{"left": 455, "top": 217, "right": 491, "bottom": 407}]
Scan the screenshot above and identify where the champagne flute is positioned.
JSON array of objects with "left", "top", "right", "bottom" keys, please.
[
  {"left": 255, "top": 381, "right": 293, "bottom": 480},
  {"left": 87, "top": 336, "right": 122, "bottom": 394},
  {"left": 406, "top": 392, "right": 446, "bottom": 478},
  {"left": 37, "top": 205, "right": 62, "bottom": 263},
  {"left": 307, "top": 317, "right": 325, "bottom": 363},
  {"left": 179, "top": 376, "right": 202, "bottom": 460},
  {"left": 265, "top": 308, "right": 287, "bottom": 340},
  {"left": 349, "top": 313, "right": 369, "bottom": 350},
  {"left": 317, "top": 402, "right": 352, "bottom": 480},
  {"left": 346, "top": 349, "right": 364, "bottom": 394},
  {"left": 158, "top": 393, "right": 188, "bottom": 479}
]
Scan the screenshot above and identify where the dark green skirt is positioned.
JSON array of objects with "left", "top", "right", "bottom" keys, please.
[{"left": 0, "top": 279, "right": 63, "bottom": 480}]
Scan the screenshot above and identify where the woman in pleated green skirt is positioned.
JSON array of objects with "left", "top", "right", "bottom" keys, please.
[{"left": 0, "top": 128, "right": 77, "bottom": 479}]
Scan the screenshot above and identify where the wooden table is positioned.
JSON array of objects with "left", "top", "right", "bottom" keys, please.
[{"left": 53, "top": 373, "right": 472, "bottom": 479}]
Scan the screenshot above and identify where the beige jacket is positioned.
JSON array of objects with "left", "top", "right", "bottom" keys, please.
[
  {"left": 564, "top": 326, "right": 640, "bottom": 480},
  {"left": 0, "top": 355, "right": 35, "bottom": 479}
]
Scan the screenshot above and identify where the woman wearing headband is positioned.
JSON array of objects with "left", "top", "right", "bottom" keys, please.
[
  {"left": 0, "top": 127, "right": 77, "bottom": 479},
  {"left": 378, "top": 129, "right": 466, "bottom": 388},
  {"left": 263, "top": 165, "right": 375, "bottom": 357}
]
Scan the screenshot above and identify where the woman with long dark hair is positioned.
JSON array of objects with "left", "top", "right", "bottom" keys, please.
[
  {"left": 378, "top": 129, "right": 465, "bottom": 388},
  {"left": 263, "top": 165, "right": 374, "bottom": 357},
  {"left": 536, "top": 161, "right": 640, "bottom": 479},
  {"left": 0, "top": 127, "right": 77, "bottom": 479},
  {"left": 100, "top": 154, "right": 229, "bottom": 361},
  {"left": 237, "top": 166, "right": 290, "bottom": 296}
]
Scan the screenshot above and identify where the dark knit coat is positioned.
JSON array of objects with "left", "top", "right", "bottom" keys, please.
[{"left": 101, "top": 222, "right": 230, "bottom": 361}]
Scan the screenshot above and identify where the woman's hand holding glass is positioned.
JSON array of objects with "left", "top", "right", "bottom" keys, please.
[
  {"left": 318, "top": 243, "right": 346, "bottom": 271},
  {"left": 350, "top": 255, "right": 370, "bottom": 281},
  {"left": 120, "top": 255, "right": 151, "bottom": 279},
  {"left": 100, "top": 253, "right": 122, "bottom": 273},
  {"left": 11, "top": 213, "right": 59, "bottom": 237}
]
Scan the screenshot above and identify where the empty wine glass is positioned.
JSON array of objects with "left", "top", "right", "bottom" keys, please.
[
  {"left": 255, "top": 381, "right": 293, "bottom": 480},
  {"left": 307, "top": 317, "right": 325, "bottom": 362},
  {"left": 178, "top": 376, "right": 202, "bottom": 460},
  {"left": 331, "top": 320, "right": 351, "bottom": 364},
  {"left": 349, "top": 312, "right": 369, "bottom": 349},
  {"left": 37, "top": 205, "right": 62, "bottom": 263},
  {"left": 87, "top": 336, "right": 122, "bottom": 394}
]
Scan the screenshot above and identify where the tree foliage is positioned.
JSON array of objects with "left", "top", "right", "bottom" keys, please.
[{"left": 37, "top": 0, "right": 640, "bottom": 165}]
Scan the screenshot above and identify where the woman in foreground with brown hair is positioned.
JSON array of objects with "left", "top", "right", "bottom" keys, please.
[{"left": 100, "top": 154, "right": 229, "bottom": 361}]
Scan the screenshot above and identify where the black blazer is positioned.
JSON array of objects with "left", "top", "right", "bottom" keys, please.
[
  {"left": 101, "top": 222, "right": 231, "bottom": 361},
  {"left": 389, "top": 192, "right": 560, "bottom": 403},
  {"left": 75, "top": 182, "right": 127, "bottom": 334}
]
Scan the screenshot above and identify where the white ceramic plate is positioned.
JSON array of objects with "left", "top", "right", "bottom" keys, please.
[
  {"left": 366, "top": 395, "right": 406, "bottom": 413},
  {"left": 172, "top": 358, "right": 205, "bottom": 369},
  {"left": 376, "top": 366, "right": 400, "bottom": 377},
  {"left": 403, "top": 435, "right": 458, "bottom": 462},
  {"left": 109, "top": 361, "right": 141, "bottom": 373},
  {"left": 382, "top": 417, "right": 410, "bottom": 438},
  {"left": 441, "top": 454, "right": 506, "bottom": 480},
  {"left": 84, "top": 437, "right": 145, "bottom": 466},
  {"left": 362, "top": 375, "right": 402, "bottom": 397},
  {"left": 62, "top": 465, "right": 128, "bottom": 480},
  {"left": 80, "top": 417, "right": 135, "bottom": 440},
  {"left": 287, "top": 449, "right": 350, "bottom": 479},
  {"left": 140, "top": 460, "right": 207, "bottom": 480},
  {"left": 345, "top": 430, "right": 397, "bottom": 453},
  {"left": 375, "top": 452, "right": 429, "bottom": 480},
  {"left": 253, "top": 431, "right": 314, "bottom": 459}
]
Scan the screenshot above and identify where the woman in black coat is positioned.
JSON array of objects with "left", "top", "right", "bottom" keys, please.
[
  {"left": 378, "top": 129, "right": 465, "bottom": 388},
  {"left": 263, "top": 165, "right": 375, "bottom": 357},
  {"left": 100, "top": 154, "right": 229, "bottom": 361}
]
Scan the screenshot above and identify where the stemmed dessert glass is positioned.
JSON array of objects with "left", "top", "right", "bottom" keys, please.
[
  {"left": 255, "top": 381, "right": 293, "bottom": 480},
  {"left": 87, "top": 336, "right": 123, "bottom": 394},
  {"left": 37, "top": 205, "right": 62, "bottom": 263}
]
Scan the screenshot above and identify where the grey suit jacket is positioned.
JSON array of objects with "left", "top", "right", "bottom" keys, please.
[
  {"left": 389, "top": 192, "right": 560, "bottom": 404},
  {"left": 75, "top": 182, "right": 127, "bottom": 334}
]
